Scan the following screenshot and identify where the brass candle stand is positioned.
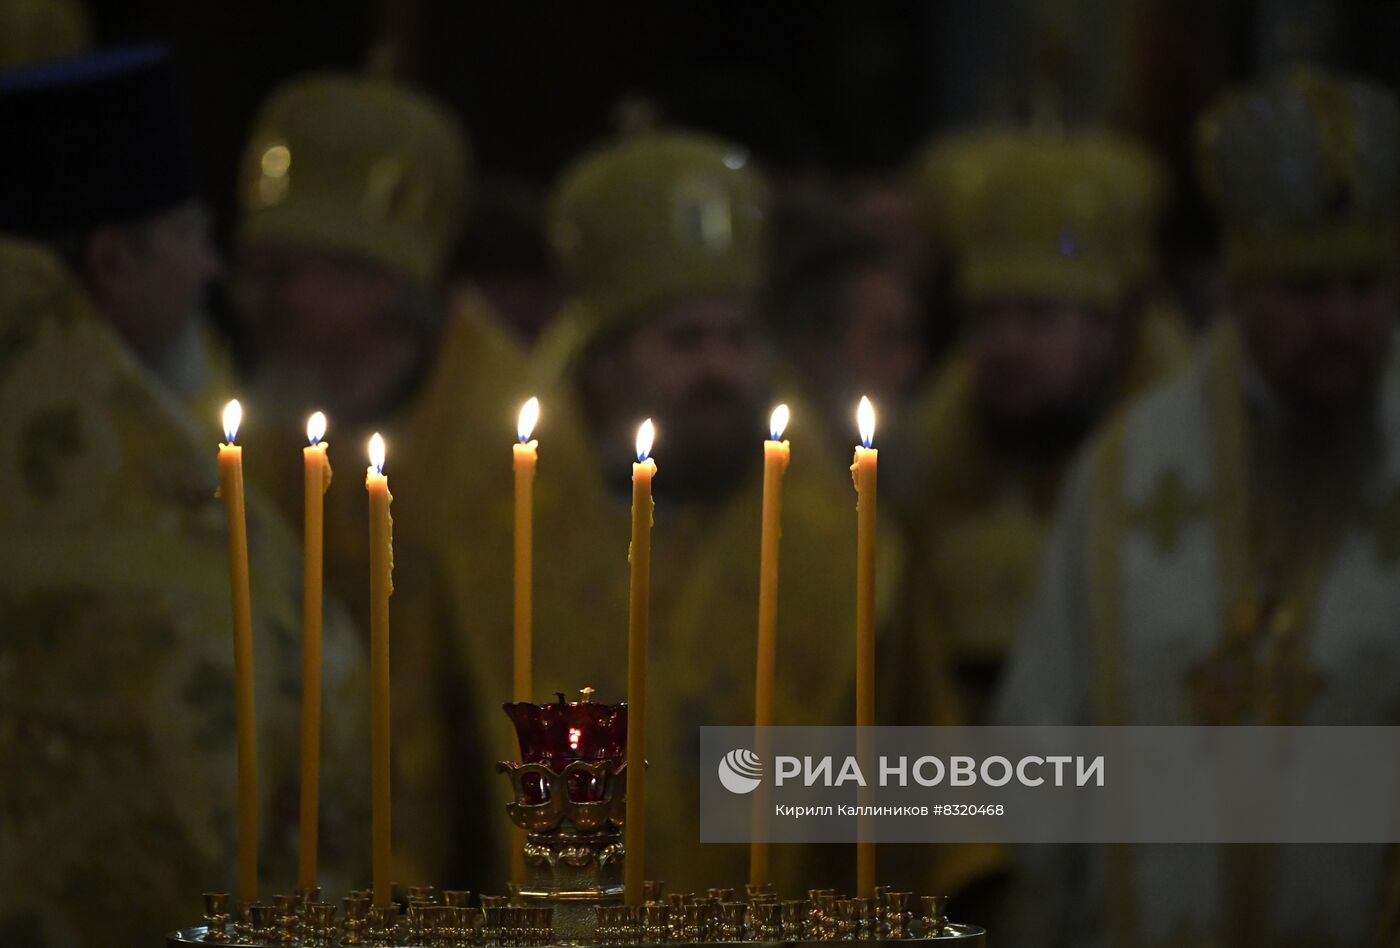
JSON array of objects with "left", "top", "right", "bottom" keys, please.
[
  {"left": 167, "top": 694, "right": 985, "bottom": 946},
  {"left": 168, "top": 885, "right": 984, "bottom": 946}
]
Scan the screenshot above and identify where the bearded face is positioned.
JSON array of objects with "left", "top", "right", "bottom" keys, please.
[
  {"left": 581, "top": 295, "right": 771, "bottom": 501},
  {"left": 967, "top": 296, "right": 1126, "bottom": 455},
  {"left": 1236, "top": 272, "right": 1397, "bottom": 417}
]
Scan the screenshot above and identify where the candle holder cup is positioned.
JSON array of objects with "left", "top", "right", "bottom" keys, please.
[{"left": 499, "top": 693, "right": 631, "bottom": 943}]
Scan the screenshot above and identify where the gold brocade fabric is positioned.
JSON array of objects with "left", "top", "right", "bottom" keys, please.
[
  {"left": 906, "top": 351, "right": 1050, "bottom": 672},
  {"left": 0, "top": 238, "right": 368, "bottom": 947}
]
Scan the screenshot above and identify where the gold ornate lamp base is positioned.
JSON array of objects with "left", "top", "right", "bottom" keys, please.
[
  {"left": 165, "top": 922, "right": 989, "bottom": 945},
  {"left": 514, "top": 825, "right": 625, "bottom": 942},
  {"left": 496, "top": 757, "right": 628, "bottom": 942}
]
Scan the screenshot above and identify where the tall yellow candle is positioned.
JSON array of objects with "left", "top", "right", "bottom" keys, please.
[
  {"left": 298, "top": 411, "right": 331, "bottom": 890},
  {"left": 366, "top": 433, "right": 394, "bottom": 907},
  {"left": 624, "top": 419, "right": 656, "bottom": 906},
  {"left": 851, "top": 396, "right": 878, "bottom": 899},
  {"left": 750, "top": 404, "right": 790, "bottom": 887},
  {"left": 513, "top": 397, "right": 539, "bottom": 702},
  {"left": 216, "top": 399, "right": 259, "bottom": 905},
  {"left": 511, "top": 396, "right": 539, "bottom": 885}
]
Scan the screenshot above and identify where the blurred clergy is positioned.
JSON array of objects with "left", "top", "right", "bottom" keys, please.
[
  {"left": 998, "top": 68, "right": 1400, "bottom": 947},
  {"left": 533, "top": 127, "right": 908, "bottom": 892},
  {"left": 0, "top": 45, "right": 229, "bottom": 420},
  {"left": 904, "top": 127, "right": 1191, "bottom": 723},
  {"left": 0, "top": 49, "right": 364, "bottom": 946},
  {"left": 233, "top": 72, "right": 555, "bottom": 888}
]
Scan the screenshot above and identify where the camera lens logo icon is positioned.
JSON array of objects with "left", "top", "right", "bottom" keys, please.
[{"left": 718, "top": 749, "right": 764, "bottom": 794}]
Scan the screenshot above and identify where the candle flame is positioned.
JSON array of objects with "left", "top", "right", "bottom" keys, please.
[
  {"left": 769, "top": 403, "right": 790, "bottom": 441},
  {"left": 368, "top": 432, "right": 386, "bottom": 473},
  {"left": 568, "top": 726, "right": 582, "bottom": 750},
  {"left": 306, "top": 411, "right": 327, "bottom": 445},
  {"left": 517, "top": 396, "right": 540, "bottom": 442},
  {"left": 222, "top": 399, "right": 242, "bottom": 443},
  {"left": 635, "top": 418, "right": 655, "bottom": 462},
  {"left": 857, "top": 396, "right": 876, "bottom": 448}
]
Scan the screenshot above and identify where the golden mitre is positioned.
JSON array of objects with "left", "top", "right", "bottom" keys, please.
[
  {"left": 238, "top": 72, "right": 470, "bottom": 283},
  {"left": 547, "top": 128, "right": 768, "bottom": 336},
  {"left": 911, "top": 127, "right": 1164, "bottom": 309},
  {"left": 1196, "top": 66, "right": 1399, "bottom": 277}
]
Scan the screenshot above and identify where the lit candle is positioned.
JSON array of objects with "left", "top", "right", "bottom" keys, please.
[
  {"left": 513, "top": 397, "right": 539, "bottom": 702},
  {"left": 511, "top": 396, "right": 539, "bottom": 885},
  {"left": 750, "top": 404, "right": 790, "bottom": 887},
  {"left": 366, "top": 433, "right": 394, "bottom": 906},
  {"left": 851, "top": 396, "right": 877, "bottom": 899},
  {"left": 624, "top": 419, "right": 656, "bottom": 906},
  {"left": 298, "top": 411, "right": 331, "bottom": 890},
  {"left": 216, "top": 399, "right": 259, "bottom": 904}
]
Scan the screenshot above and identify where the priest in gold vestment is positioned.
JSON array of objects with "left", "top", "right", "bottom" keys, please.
[
  {"left": 232, "top": 72, "right": 595, "bottom": 890},
  {"left": 0, "top": 237, "right": 367, "bottom": 946},
  {"left": 531, "top": 127, "right": 930, "bottom": 894},
  {"left": 997, "top": 68, "right": 1400, "bottom": 948},
  {"left": 904, "top": 128, "right": 1191, "bottom": 724}
]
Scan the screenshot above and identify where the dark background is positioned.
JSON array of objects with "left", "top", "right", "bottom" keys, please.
[{"left": 80, "top": 0, "right": 1400, "bottom": 261}]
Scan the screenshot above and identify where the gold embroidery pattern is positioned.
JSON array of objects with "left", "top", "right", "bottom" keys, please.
[{"left": 1127, "top": 469, "right": 1210, "bottom": 555}]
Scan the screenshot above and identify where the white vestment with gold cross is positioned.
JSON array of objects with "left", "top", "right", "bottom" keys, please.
[{"left": 996, "top": 324, "right": 1400, "bottom": 948}]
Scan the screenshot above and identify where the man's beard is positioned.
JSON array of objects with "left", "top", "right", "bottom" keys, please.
[
  {"left": 1265, "top": 388, "right": 1383, "bottom": 508},
  {"left": 665, "top": 386, "right": 764, "bottom": 501},
  {"left": 250, "top": 339, "right": 432, "bottom": 428},
  {"left": 660, "top": 442, "right": 760, "bottom": 503},
  {"left": 1275, "top": 345, "right": 1387, "bottom": 420},
  {"left": 1246, "top": 326, "right": 1388, "bottom": 506},
  {"left": 975, "top": 382, "right": 1114, "bottom": 465},
  {"left": 1243, "top": 306, "right": 1392, "bottom": 422},
  {"left": 606, "top": 379, "right": 760, "bottom": 504}
]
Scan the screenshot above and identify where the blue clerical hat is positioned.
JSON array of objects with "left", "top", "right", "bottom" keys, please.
[{"left": 0, "top": 45, "right": 198, "bottom": 235}]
